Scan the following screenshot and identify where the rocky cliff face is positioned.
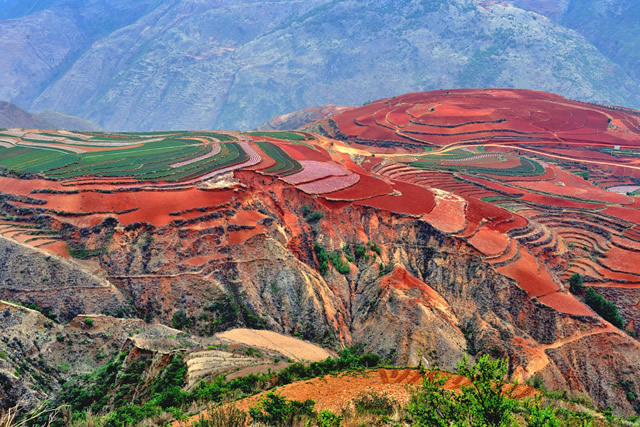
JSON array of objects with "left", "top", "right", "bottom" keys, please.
[{"left": 1, "top": 0, "right": 639, "bottom": 130}]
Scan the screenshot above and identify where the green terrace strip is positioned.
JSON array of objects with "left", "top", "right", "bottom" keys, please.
[
  {"left": 254, "top": 141, "right": 302, "bottom": 176},
  {"left": 411, "top": 156, "right": 545, "bottom": 177},
  {"left": 245, "top": 131, "right": 309, "bottom": 141},
  {"left": 0, "top": 146, "right": 80, "bottom": 173},
  {"left": 48, "top": 139, "right": 206, "bottom": 179}
]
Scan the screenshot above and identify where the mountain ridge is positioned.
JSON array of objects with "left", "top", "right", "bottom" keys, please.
[{"left": 1, "top": 0, "right": 639, "bottom": 131}]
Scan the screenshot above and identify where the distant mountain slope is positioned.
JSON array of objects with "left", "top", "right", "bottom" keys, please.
[
  {"left": 514, "top": 0, "right": 640, "bottom": 81},
  {"left": 0, "top": 0, "right": 639, "bottom": 130},
  {"left": 34, "top": 110, "right": 102, "bottom": 131},
  {"left": 0, "top": 101, "right": 101, "bottom": 130},
  {"left": 0, "top": 101, "right": 49, "bottom": 129},
  {"left": 258, "top": 105, "right": 353, "bottom": 131}
]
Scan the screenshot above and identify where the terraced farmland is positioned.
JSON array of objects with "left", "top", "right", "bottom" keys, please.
[{"left": 3, "top": 90, "right": 640, "bottom": 417}]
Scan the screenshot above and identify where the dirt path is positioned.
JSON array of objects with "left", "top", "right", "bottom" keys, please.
[{"left": 539, "top": 325, "right": 621, "bottom": 352}]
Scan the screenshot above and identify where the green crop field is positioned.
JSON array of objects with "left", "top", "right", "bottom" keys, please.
[
  {"left": 0, "top": 146, "right": 79, "bottom": 173},
  {"left": 254, "top": 141, "right": 302, "bottom": 176},
  {"left": 246, "top": 131, "right": 309, "bottom": 141},
  {"left": 0, "top": 131, "right": 251, "bottom": 183},
  {"left": 411, "top": 156, "right": 544, "bottom": 177}
]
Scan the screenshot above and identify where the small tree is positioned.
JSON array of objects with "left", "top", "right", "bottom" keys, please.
[
  {"left": 584, "top": 288, "right": 624, "bottom": 329},
  {"left": 249, "top": 392, "right": 315, "bottom": 426},
  {"left": 408, "top": 355, "right": 517, "bottom": 427},
  {"left": 84, "top": 317, "right": 94, "bottom": 328},
  {"left": 569, "top": 273, "right": 584, "bottom": 294},
  {"left": 456, "top": 355, "right": 516, "bottom": 427}
]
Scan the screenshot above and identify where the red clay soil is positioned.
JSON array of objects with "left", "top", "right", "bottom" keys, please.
[
  {"left": 380, "top": 266, "right": 454, "bottom": 316},
  {"left": 537, "top": 291, "right": 594, "bottom": 317},
  {"left": 354, "top": 180, "right": 436, "bottom": 215},
  {"left": 0, "top": 176, "right": 67, "bottom": 196},
  {"left": 602, "top": 206, "right": 640, "bottom": 225},
  {"left": 297, "top": 173, "right": 359, "bottom": 194},
  {"left": 117, "top": 188, "right": 237, "bottom": 226},
  {"left": 28, "top": 191, "right": 139, "bottom": 213},
  {"left": 222, "top": 368, "right": 535, "bottom": 417},
  {"left": 37, "top": 240, "right": 70, "bottom": 258},
  {"left": 513, "top": 167, "right": 632, "bottom": 205},
  {"left": 468, "top": 227, "right": 510, "bottom": 256},
  {"left": 323, "top": 173, "right": 394, "bottom": 201},
  {"left": 601, "top": 246, "right": 640, "bottom": 276},
  {"left": 421, "top": 193, "right": 466, "bottom": 234},
  {"left": 520, "top": 193, "right": 605, "bottom": 210},
  {"left": 279, "top": 142, "right": 332, "bottom": 162},
  {"left": 459, "top": 175, "right": 524, "bottom": 197},
  {"left": 497, "top": 248, "right": 560, "bottom": 298},
  {"left": 327, "top": 89, "right": 640, "bottom": 148},
  {"left": 228, "top": 227, "right": 264, "bottom": 245},
  {"left": 283, "top": 161, "right": 350, "bottom": 185},
  {"left": 464, "top": 198, "right": 520, "bottom": 232}
]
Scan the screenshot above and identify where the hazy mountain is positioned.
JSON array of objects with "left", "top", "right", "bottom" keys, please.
[
  {"left": 1, "top": 0, "right": 639, "bottom": 130},
  {"left": 513, "top": 0, "right": 640, "bottom": 81},
  {"left": 0, "top": 100, "right": 101, "bottom": 130},
  {"left": 34, "top": 110, "right": 102, "bottom": 131},
  {"left": 0, "top": 101, "right": 50, "bottom": 129}
]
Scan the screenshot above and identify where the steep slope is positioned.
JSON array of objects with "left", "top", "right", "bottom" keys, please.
[
  {"left": 0, "top": 0, "right": 163, "bottom": 108},
  {"left": 513, "top": 0, "right": 640, "bottom": 81},
  {"left": 0, "top": 0, "right": 638, "bottom": 130}
]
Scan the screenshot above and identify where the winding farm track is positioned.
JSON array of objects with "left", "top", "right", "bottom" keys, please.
[{"left": 170, "top": 138, "right": 221, "bottom": 168}]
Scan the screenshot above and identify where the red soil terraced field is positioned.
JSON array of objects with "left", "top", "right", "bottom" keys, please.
[
  {"left": 421, "top": 191, "right": 467, "bottom": 234},
  {"left": 468, "top": 226, "right": 510, "bottom": 256},
  {"left": 354, "top": 180, "right": 436, "bottom": 215},
  {"left": 320, "top": 89, "right": 640, "bottom": 149},
  {"left": 512, "top": 166, "right": 633, "bottom": 205}
]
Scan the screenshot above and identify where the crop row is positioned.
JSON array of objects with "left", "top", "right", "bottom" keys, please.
[{"left": 254, "top": 141, "right": 302, "bottom": 176}]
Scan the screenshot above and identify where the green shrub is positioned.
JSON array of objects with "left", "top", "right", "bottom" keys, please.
[
  {"left": 584, "top": 288, "right": 624, "bottom": 328},
  {"left": 314, "top": 243, "right": 329, "bottom": 275},
  {"left": 568, "top": 273, "right": 584, "bottom": 294},
  {"left": 317, "top": 409, "right": 342, "bottom": 427},
  {"left": 84, "top": 317, "right": 94, "bottom": 327},
  {"left": 249, "top": 392, "right": 315, "bottom": 426},
  {"left": 308, "top": 211, "right": 324, "bottom": 222},
  {"left": 354, "top": 391, "right": 395, "bottom": 417},
  {"left": 371, "top": 242, "right": 382, "bottom": 256},
  {"left": 172, "top": 310, "right": 191, "bottom": 330},
  {"left": 525, "top": 399, "right": 561, "bottom": 427},
  {"left": 354, "top": 245, "right": 367, "bottom": 261},
  {"left": 194, "top": 404, "right": 248, "bottom": 426},
  {"left": 328, "top": 251, "right": 350, "bottom": 275}
]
